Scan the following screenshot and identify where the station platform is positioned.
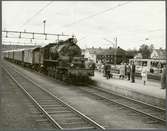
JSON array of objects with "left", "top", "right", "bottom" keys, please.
[{"left": 92, "top": 71, "right": 166, "bottom": 108}]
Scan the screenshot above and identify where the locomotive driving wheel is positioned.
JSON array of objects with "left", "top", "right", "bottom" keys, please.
[{"left": 62, "top": 69, "right": 68, "bottom": 81}]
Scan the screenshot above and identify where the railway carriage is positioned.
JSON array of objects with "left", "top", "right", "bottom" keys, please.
[
  {"left": 8, "top": 50, "right": 14, "bottom": 60},
  {"left": 3, "top": 51, "right": 8, "bottom": 59},
  {"left": 24, "top": 47, "right": 37, "bottom": 67},
  {"left": 13, "top": 49, "right": 24, "bottom": 64},
  {"left": 3, "top": 37, "right": 95, "bottom": 83},
  {"left": 32, "top": 47, "right": 41, "bottom": 70}
]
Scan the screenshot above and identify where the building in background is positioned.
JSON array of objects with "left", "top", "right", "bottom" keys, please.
[
  {"left": 151, "top": 49, "right": 166, "bottom": 60},
  {"left": 82, "top": 48, "right": 97, "bottom": 63},
  {"left": 82, "top": 47, "right": 131, "bottom": 64},
  {"left": 134, "top": 53, "right": 142, "bottom": 59}
]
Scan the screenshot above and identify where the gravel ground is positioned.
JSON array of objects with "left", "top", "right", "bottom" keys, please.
[
  {"left": 3, "top": 61, "right": 166, "bottom": 129},
  {"left": 0, "top": 68, "right": 53, "bottom": 128}
]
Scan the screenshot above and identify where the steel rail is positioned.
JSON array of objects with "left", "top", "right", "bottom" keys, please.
[
  {"left": 4, "top": 60, "right": 166, "bottom": 116},
  {"left": 78, "top": 86, "right": 166, "bottom": 123},
  {"left": 4, "top": 60, "right": 165, "bottom": 124},
  {"left": 90, "top": 85, "right": 166, "bottom": 111},
  {"left": 3, "top": 63, "right": 106, "bottom": 130},
  {"left": 2, "top": 66, "right": 63, "bottom": 129}
]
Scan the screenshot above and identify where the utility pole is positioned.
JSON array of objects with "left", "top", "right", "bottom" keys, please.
[
  {"left": 43, "top": 20, "right": 46, "bottom": 34},
  {"left": 103, "top": 37, "right": 118, "bottom": 67},
  {"left": 114, "top": 37, "right": 117, "bottom": 66}
]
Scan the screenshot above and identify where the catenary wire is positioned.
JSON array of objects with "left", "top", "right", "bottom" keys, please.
[
  {"left": 21, "top": 1, "right": 54, "bottom": 27},
  {"left": 58, "top": 2, "right": 131, "bottom": 30}
]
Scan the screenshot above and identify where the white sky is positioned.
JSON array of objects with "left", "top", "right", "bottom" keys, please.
[{"left": 2, "top": 1, "right": 166, "bottom": 50}]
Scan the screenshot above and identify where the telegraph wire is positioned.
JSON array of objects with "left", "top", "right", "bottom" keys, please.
[
  {"left": 60, "top": 2, "right": 131, "bottom": 29},
  {"left": 21, "top": 1, "right": 54, "bottom": 27},
  {"left": 55, "top": 1, "right": 131, "bottom": 43}
]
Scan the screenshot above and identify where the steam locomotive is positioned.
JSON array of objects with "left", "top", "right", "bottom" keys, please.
[{"left": 3, "top": 37, "right": 94, "bottom": 83}]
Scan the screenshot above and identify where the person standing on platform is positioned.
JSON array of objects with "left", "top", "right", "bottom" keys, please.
[
  {"left": 125, "top": 63, "right": 127, "bottom": 79},
  {"left": 104, "top": 62, "right": 111, "bottom": 79},
  {"left": 131, "top": 61, "right": 136, "bottom": 83},
  {"left": 101, "top": 63, "right": 104, "bottom": 73},
  {"left": 141, "top": 63, "right": 148, "bottom": 85},
  {"left": 120, "top": 62, "right": 125, "bottom": 79},
  {"left": 161, "top": 65, "right": 166, "bottom": 89},
  {"left": 126, "top": 63, "right": 131, "bottom": 81}
]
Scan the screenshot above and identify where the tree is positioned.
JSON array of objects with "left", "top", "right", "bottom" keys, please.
[
  {"left": 126, "top": 48, "right": 138, "bottom": 57},
  {"left": 139, "top": 44, "right": 151, "bottom": 59},
  {"left": 125, "top": 48, "right": 138, "bottom": 63},
  {"left": 149, "top": 44, "right": 154, "bottom": 54}
]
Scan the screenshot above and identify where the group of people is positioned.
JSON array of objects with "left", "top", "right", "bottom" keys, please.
[
  {"left": 119, "top": 62, "right": 136, "bottom": 83},
  {"left": 140, "top": 64, "right": 166, "bottom": 89},
  {"left": 99, "top": 61, "right": 166, "bottom": 89},
  {"left": 120, "top": 62, "right": 166, "bottom": 88}
]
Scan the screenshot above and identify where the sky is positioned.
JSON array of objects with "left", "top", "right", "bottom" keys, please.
[{"left": 2, "top": 1, "right": 166, "bottom": 50}]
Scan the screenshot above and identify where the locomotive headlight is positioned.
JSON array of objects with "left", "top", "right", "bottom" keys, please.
[{"left": 71, "top": 63, "right": 74, "bottom": 67}]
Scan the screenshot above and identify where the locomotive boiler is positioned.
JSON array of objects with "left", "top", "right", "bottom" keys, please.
[{"left": 42, "top": 37, "right": 94, "bottom": 82}]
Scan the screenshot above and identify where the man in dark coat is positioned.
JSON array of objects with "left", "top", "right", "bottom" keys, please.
[
  {"left": 104, "top": 63, "right": 111, "bottom": 79},
  {"left": 126, "top": 63, "right": 131, "bottom": 80},
  {"left": 161, "top": 65, "right": 166, "bottom": 89},
  {"left": 131, "top": 61, "right": 136, "bottom": 83}
]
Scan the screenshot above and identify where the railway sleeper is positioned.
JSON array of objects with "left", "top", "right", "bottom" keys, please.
[
  {"left": 36, "top": 119, "right": 48, "bottom": 122},
  {"left": 59, "top": 117, "right": 83, "bottom": 121},
  {"left": 60, "top": 121, "right": 90, "bottom": 126},
  {"left": 62, "top": 127, "right": 95, "bottom": 130},
  {"left": 39, "top": 101, "right": 61, "bottom": 104},
  {"left": 48, "top": 110, "right": 72, "bottom": 114},
  {"left": 36, "top": 99, "right": 58, "bottom": 101},
  {"left": 31, "top": 112, "right": 42, "bottom": 114},
  {"left": 40, "top": 104, "right": 62, "bottom": 106},
  {"left": 38, "top": 122, "right": 54, "bottom": 128},
  {"left": 45, "top": 108, "right": 68, "bottom": 112},
  {"left": 51, "top": 113, "right": 78, "bottom": 118},
  {"left": 145, "top": 120, "right": 161, "bottom": 124},
  {"left": 41, "top": 105, "right": 63, "bottom": 107},
  {"left": 44, "top": 107, "right": 67, "bottom": 111},
  {"left": 59, "top": 118, "right": 86, "bottom": 123},
  {"left": 60, "top": 122, "right": 92, "bottom": 129}
]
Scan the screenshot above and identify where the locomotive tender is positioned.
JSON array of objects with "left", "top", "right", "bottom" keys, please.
[{"left": 3, "top": 37, "right": 94, "bottom": 82}]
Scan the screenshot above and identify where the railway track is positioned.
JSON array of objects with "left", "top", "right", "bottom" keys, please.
[
  {"left": 77, "top": 85, "right": 166, "bottom": 124},
  {"left": 3, "top": 61, "right": 166, "bottom": 127},
  {"left": 2, "top": 64, "right": 105, "bottom": 130}
]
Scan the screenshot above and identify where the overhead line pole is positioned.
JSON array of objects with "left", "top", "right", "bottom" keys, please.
[
  {"left": 2, "top": 30, "right": 70, "bottom": 36},
  {"left": 103, "top": 37, "right": 118, "bottom": 67},
  {"left": 115, "top": 37, "right": 117, "bottom": 67},
  {"left": 43, "top": 20, "right": 46, "bottom": 34},
  {"left": 2, "top": 30, "right": 71, "bottom": 42}
]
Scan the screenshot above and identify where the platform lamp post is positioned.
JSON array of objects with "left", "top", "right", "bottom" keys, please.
[
  {"left": 43, "top": 20, "right": 46, "bottom": 34},
  {"left": 103, "top": 37, "right": 118, "bottom": 67},
  {"left": 114, "top": 37, "right": 118, "bottom": 66}
]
